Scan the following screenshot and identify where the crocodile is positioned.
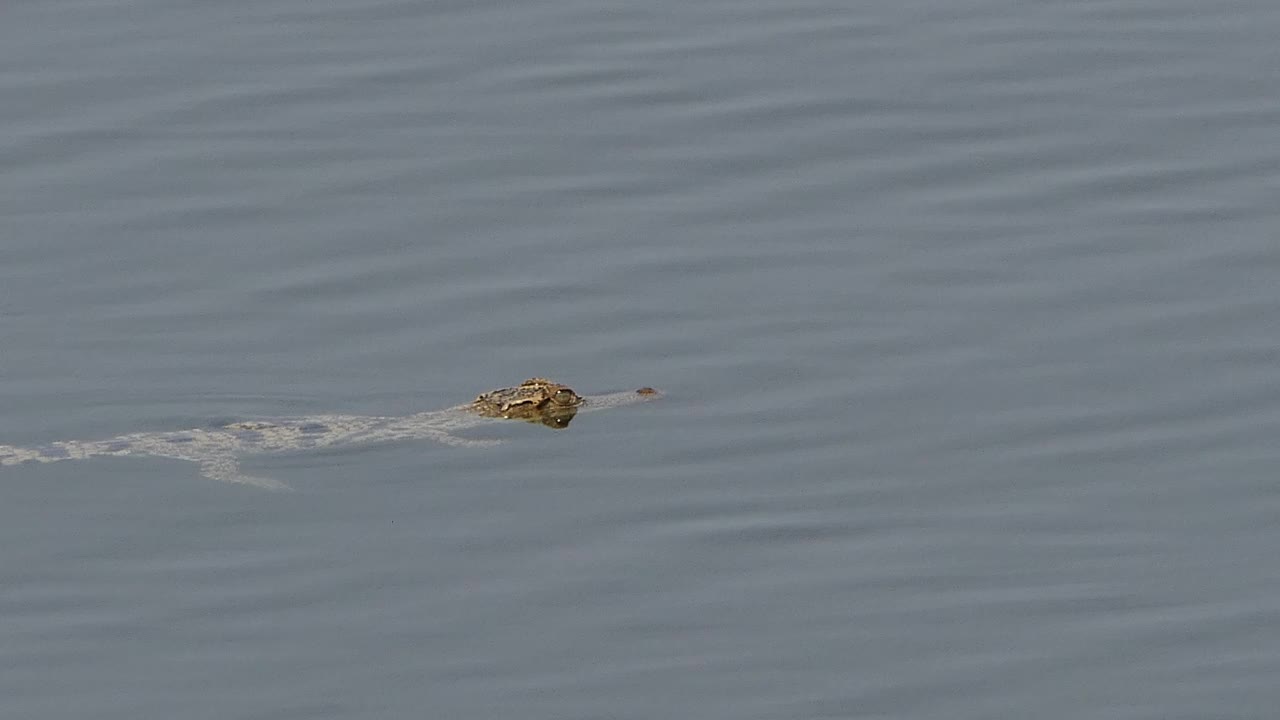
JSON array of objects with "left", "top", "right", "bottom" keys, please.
[{"left": 0, "top": 379, "right": 660, "bottom": 491}]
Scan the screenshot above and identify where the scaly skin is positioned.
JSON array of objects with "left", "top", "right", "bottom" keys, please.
[{"left": 0, "top": 381, "right": 660, "bottom": 490}]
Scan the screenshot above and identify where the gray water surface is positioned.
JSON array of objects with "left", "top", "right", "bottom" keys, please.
[{"left": 3, "top": 1, "right": 1280, "bottom": 718}]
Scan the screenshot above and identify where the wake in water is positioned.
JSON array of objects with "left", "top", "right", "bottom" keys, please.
[{"left": 0, "top": 382, "right": 659, "bottom": 490}]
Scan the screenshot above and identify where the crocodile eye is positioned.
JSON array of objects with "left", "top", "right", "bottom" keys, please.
[{"left": 553, "top": 389, "right": 578, "bottom": 405}]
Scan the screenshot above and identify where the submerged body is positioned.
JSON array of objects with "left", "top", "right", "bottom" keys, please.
[{"left": 0, "top": 379, "right": 659, "bottom": 490}]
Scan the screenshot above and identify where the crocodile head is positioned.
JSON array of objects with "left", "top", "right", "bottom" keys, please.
[{"left": 468, "top": 377, "right": 585, "bottom": 428}]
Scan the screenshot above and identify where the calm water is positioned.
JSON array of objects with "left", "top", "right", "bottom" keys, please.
[{"left": 3, "top": 0, "right": 1279, "bottom": 717}]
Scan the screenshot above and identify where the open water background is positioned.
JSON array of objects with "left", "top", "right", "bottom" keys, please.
[{"left": 2, "top": 1, "right": 1279, "bottom": 717}]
